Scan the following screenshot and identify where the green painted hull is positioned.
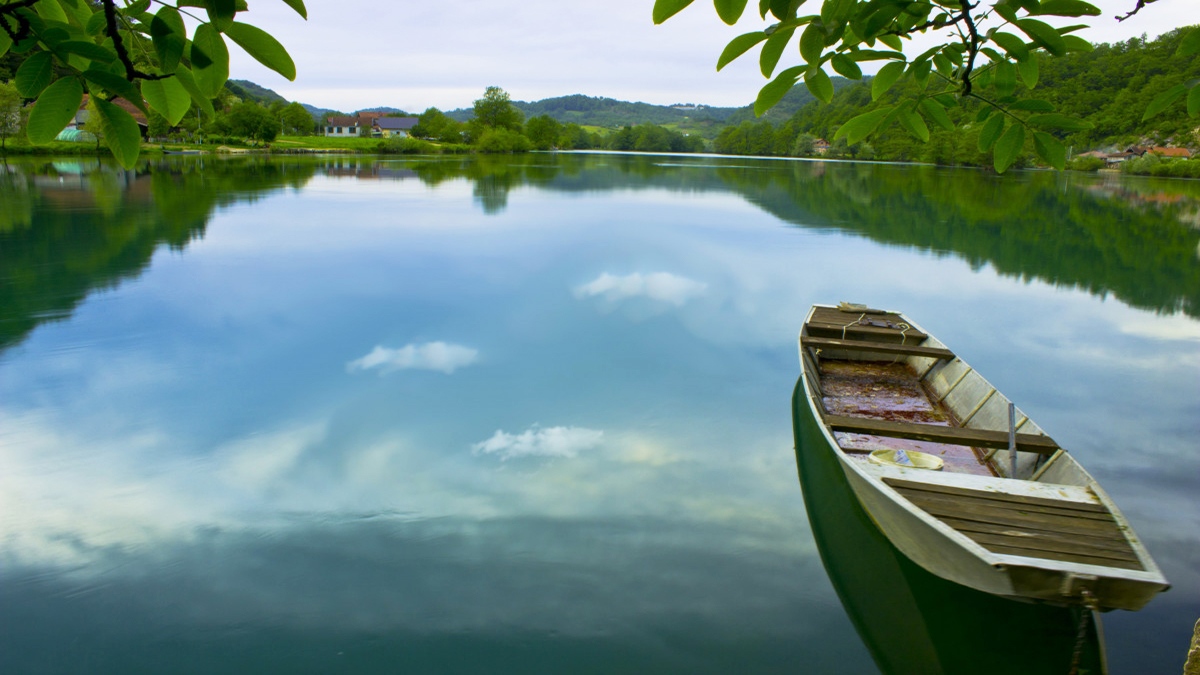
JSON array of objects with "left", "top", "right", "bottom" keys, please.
[{"left": 791, "top": 377, "right": 1106, "bottom": 675}]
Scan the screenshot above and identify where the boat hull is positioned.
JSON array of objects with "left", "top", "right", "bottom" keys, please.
[{"left": 796, "top": 304, "right": 1169, "bottom": 612}]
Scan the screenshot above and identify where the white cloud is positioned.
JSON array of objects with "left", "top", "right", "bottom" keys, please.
[
  {"left": 216, "top": 423, "right": 327, "bottom": 490},
  {"left": 472, "top": 425, "right": 604, "bottom": 461},
  {"left": 347, "top": 342, "right": 479, "bottom": 375},
  {"left": 574, "top": 272, "right": 707, "bottom": 306}
]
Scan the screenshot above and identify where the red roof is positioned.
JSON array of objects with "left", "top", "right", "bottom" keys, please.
[
  {"left": 79, "top": 94, "right": 148, "bottom": 126},
  {"left": 1150, "top": 146, "right": 1192, "bottom": 158}
]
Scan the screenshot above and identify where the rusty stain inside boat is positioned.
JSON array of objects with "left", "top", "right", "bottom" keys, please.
[{"left": 819, "top": 360, "right": 999, "bottom": 477}]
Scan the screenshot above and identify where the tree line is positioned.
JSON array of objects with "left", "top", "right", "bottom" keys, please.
[{"left": 709, "top": 26, "right": 1200, "bottom": 169}]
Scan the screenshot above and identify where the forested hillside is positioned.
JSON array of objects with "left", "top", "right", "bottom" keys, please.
[
  {"left": 713, "top": 27, "right": 1200, "bottom": 165},
  {"left": 444, "top": 94, "right": 740, "bottom": 135}
]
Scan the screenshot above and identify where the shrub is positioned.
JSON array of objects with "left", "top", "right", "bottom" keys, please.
[
  {"left": 1066, "top": 156, "right": 1105, "bottom": 172},
  {"left": 474, "top": 128, "right": 532, "bottom": 154},
  {"left": 378, "top": 137, "right": 437, "bottom": 154}
]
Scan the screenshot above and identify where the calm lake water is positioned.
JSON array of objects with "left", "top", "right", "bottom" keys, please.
[{"left": 1, "top": 153, "right": 1197, "bottom": 674}]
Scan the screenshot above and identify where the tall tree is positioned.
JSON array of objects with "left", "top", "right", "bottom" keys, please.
[
  {"left": 471, "top": 86, "right": 524, "bottom": 133},
  {"left": 0, "top": 0, "right": 305, "bottom": 167},
  {"left": 279, "top": 101, "right": 314, "bottom": 135},
  {"left": 654, "top": 0, "right": 1200, "bottom": 173},
  {"left": 524, "top": 114, "right": 562, "bottom": 150},
  {"left": 0, "top": 79, "right": 18, "bottom": 150}
]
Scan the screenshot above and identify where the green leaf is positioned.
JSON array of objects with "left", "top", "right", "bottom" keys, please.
[
  {"left": 140, "top": 77, "right": 191, "bottom": 126},
  {"left": 1062, "top": 35, "right": 1092, "bottom": 52},
  {"left": 173, "top": 66, "right": 215, "bottom": 118},
  {"left": 718, "top": 31, "right": 768, "bottom": 70},
  {"left": 848, "top": 49, "right": 904, "bottom": 62},
  {"left": 834, "top": 106, "right": 894, "bottom": 144},
  {"left": 15, "top": 52, "right": 54, "bottom": 97},
  {"left": 932, "top": 52, "right": 952, "bottom": 78},
  {"left": 151, "top": 6, "right": 187, "bottom": 73},
  {"left": 799, "top": 22, "right": 824, "bottom": 66},
  {"left": 280, "top": 0, "right": 307, "bottom": 19},
  {"left": 85, "top": 10, "right": 107, "bottom": 36},
  {"left": 204, "top": 0, "right": 237, "bottom": 31},
  {"left": 1032, "top": 0, "right": 1100, "bottom": 16},
  {"left": 1188, "top": 85, "right": 1200, "bottom": 118},
  {"left": 57, "top": 40, "right": 116, "bottom": 63},
  {"left": 1017, "top": 52, "right": 1039, "bottom": 88},
  {"left": 35, "top": 0, "right": 69, "bottom": 23},
  {"left": 93, "top": 97, "right": 142, "bottom": 169},
  {"left": 920, "top": 98, "right": 954, "bottom": 130},
  {"left": 994, "top": 59, "right": 1017, "bottom": 98},
  {"left": 0, "top": 29, "right": 12, "bottom": 58},
  {"left": 993, "top": 123, "right": 1025, "bottom": 173},
  {"left": 990, "top": 32, "right": 1029, "bottom": 61},
  {"left": 1009, "top": 99, "right": 1054, "bottom": 111},
  {"left": 878, "top": 34, "right": 902, "bottom": 52},
  {"left": 766, "top": 0, "right": 794, "bottom": 20},
  {"left": 82, "top": 69, "right": 148, "bottom": 114},
  {"left": 993, "top": 1, "right": 1019, "bottom": 23},
  {"left": 714, "top": 0, "right": 748, "bottom": 24},
  {"left": 223, "top": 21, "right": 296, "bottom": 80},
  {"left": 755, "top": 66, "right": 804, "bottom": 115},
  {"left": 831, "top": 54, "right": 862, "bottom": 79},
  {"left": 653, "top": 0, "right": 695, "bottom": 23},
  {"left": 126, "top": 0, "right": 152, "bottom": 17},
  {"left": 1015, "top": 19, "right": 1066, "bottom": 56},
  {"left": 1027, "top": 113, "right": 1093, "bottom": 131},
  {"left": 1142, "top": 84, "right": 1187, "bottom": 120},
  {"left": 871, "top": 60, "right": 905, "bottom": 101},
  {"left": 805, "top": 66, "right": 834, "bottom": 103},
  {"left": 1179, "top": 28, "right": 1200, "bottom": 56},
  {"left": 898, "top": 104, "right": 929, "bottom": 142},
  {"left": 1033, "top": 131, "right": 1065, "bottom": 170},
  {"left": 976, "top": 106, "right": 994, "bottom": 123},
  {"left": 760, "top": 26, "right": 796, "bottom": 76},
  {"left": 26, "top": 76, "right": 83, "bottom": 144},
  {"left": 191, "top": 23, "right": 229, "bottom": 97},
  {"left": 978, "top": 113, "right": 1005, "bottom": 152},
  {"left": 910, "top": 58, "right": 932, "bottom": 87}
]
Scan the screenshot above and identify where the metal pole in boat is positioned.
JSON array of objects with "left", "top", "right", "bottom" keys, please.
[{"left": 1008, "top": 402, "right": 1017, "bottom": 479}]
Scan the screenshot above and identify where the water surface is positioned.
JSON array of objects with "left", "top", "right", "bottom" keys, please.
[{"left": 1, "top": 154, "right": 1197, "bottom": 673}]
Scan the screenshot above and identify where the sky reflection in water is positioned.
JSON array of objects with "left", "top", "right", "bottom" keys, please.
[{"left": 0, "top": 155, "right": 1197, "bottom": 673}]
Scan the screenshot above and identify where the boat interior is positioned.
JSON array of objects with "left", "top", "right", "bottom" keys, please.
[{"left": 799, "top": 304, "right": 1155, "bottom": 576}]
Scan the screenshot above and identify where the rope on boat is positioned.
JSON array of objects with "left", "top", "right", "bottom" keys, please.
[
  {"left": 840, "top": 313, "right": 866, "bottom": 341},
  {"left": 1068, "top": 589, "right": 1101, "bottom": 675}
]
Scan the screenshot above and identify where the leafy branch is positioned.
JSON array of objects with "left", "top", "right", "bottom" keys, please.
[
  {"left": 654, "top": 0, "right": 1196, "bottom": 173},
  {"left": 0, "top": 0, "right": 307, "bottom": 168}
]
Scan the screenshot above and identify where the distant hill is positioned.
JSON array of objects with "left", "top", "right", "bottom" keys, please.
[
  {"left": 227, "top": 79, "right": 287, "bottom": 105},
  {"left": 354, "top": 106, "right": 411, "bottom": 116},
  {"left": 445, "top": 94, "right": 741, "bottom": 129},
  {"left": 223, "top": 80, "right": 847, "bottom": 137}
]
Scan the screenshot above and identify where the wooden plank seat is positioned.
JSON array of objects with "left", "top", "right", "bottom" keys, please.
[
  {"left": 806, "top": 321, "right": 929, "bottom": 342},
  {"left": 801, "top": 335, "right": 955, "bottom": 360},
  {"left": 808, "top": 308, "right": 927, "bottom": 336},
  {"left": 884, "top": 478, "right": 1144, "bottom": 570},
  {"left": 823, "top": 413, "right": 1060, "bottom": 454}
]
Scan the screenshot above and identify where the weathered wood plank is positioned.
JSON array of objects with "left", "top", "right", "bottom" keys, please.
[
  {"left": 806, "top": 321, "right": 928, "bottom": 341},
  {"left": 824, "top": 414, "right": 1059, "bottom": 454},
  {"left": 979, "top": 541, "right": 1145, "bottom": 570},
  {"left": 909, "top": 497, "right": 1126, "bottom": 539},
  {"left": 802, "top": 336, "right": 955, "bottom": 360},
  {"left": 944, "top": 521, "right": 1141, "bottom": 561},
  {"left": 938, "top": 516, "right": 1133, "bottom": 550},
  {"left": 885, "top": 478, "right": 1106, "bottom": 515},
  {"left": 891, "top": 486, "right": 1116, "bottom": 523}
]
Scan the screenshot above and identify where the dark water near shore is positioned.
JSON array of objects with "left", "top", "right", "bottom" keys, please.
[{"left": 1, "top": 153, "right": 1197, "bottom": 673}]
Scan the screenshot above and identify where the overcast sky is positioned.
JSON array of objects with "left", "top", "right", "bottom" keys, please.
[{"left": 227, "top": 0, "right": 1193, "bottom": 113}]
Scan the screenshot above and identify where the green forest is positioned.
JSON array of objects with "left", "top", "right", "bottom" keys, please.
[{"left": 711, "top": 27, "right": 1200, "bottom": 169}]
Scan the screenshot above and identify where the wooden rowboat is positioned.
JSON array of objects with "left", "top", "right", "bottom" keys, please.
[{"left": 795, "top": 303, "right": 1169, "bottom": 611}]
